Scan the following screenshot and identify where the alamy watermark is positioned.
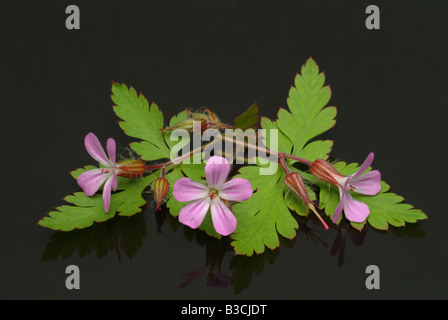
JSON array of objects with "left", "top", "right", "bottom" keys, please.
[
  {"left": 65, "top": 265, "right": 80, "bottom": 290},
  {"left": 169, "top": 121, "right": 279, "bottom": 175},
  {"left": 365, "top": 264, "right": 380, "bottom": 290}
]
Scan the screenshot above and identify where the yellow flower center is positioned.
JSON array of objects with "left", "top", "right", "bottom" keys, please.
[{"left": 209, "top": 188, "right": 218, "bottom": 200}]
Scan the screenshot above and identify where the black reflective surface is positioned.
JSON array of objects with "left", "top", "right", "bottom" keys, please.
[{"left": 1, "top": 0, "right": 447, "bottom": 299}]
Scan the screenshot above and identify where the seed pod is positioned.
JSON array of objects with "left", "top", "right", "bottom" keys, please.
[
  {"left": 283, "top": 172, "right": 313, "bottom": 207},
  {"left": 310, "top": 159, "right": 345, "bottom": 187},
  {"left": 116, "top": 159, "right": 146, "bottom": 178},
  {"left": 153, "top": 177, "right": 170, "bottom": 211},
  {"left": 283, "top": 172, "right": 328, "bottom": 230}
]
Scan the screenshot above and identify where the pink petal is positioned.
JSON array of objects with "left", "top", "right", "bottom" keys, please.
[
  {"left": 342, "top": 191, "right": 370, "bottom": 223},
  {"left": 219, "top": 178, "right": 253, "bottom": 202},
  {"left": 111, "top": 167, "right": 118, "bottom": 192},
  {"left": 106, "top": 138, "right": 117, "bottom": 165},
  {"left": 102, "top": 176, "right": 113, "bottom": 213},
  {"left": 333, "top": 201, "right": 344, "bottom": 224},
  {"left": 210, "top": 198, "right": 237, "bottom": 236},
  {"left": 350, "top": 170, "right": 381, "bottom": 195},
  {"left": 77, "top": 168, "right": 109, "bottom": 196},
  {"left": 178, "top": 198, "right": 211, "bottom": 229},
  {"left": 205, "top": 156, "right": 230, "bottom": 189},
  {"left": 332, "top": 186, "right": 345, "bottom": 223},
  {"left": 351, "top": 152, "right": 374, "bottom": 180},
  {"left": 173, "top": 177, "right": 209, "bottom": 202},
  {"left": 84, "top": 133, "right": 113, "bottom": 167}
]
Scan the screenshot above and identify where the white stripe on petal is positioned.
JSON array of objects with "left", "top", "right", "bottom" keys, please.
[
  {"left": 219, "top": 178, "right": 252, "bottom": 202},
  {"left": 210, "top": 198, "right": 237, "bottom": 236},
  {"left": 351, "top": 152, "right": 374, "bottom": 180},
  {"left": 84, "top": 133, "right": 113, "bottom": 167},
  {"left": 77, "top": 168, "right": 109, "bottom": 196},
  {"left": 178, "top": 198, "right": 211, "bottom": 229},
  {"left": 173, "top": 178, "right": 209, "bottom": 202},
  {"left": 342, "top": 191, "right": 370, "bottom": 223},
  {"left": 350, "top": 170, "right": 381, "bottom": 195},
  {"left": 102, "top": 176, "right": 113, "bottom": 213},
  {"left": 205, "top": 156, "right": 230, "bottom": 189}
]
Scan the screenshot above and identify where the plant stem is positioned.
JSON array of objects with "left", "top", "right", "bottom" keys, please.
[
  {"left": 281, "top": 153, "right": 313, "bottom": 166},
  {"left": 278, "top": 154, "right": 290, "bottom": 175},
  {"left": 144, "top": 138, "right": 222, "bottom": 173},
  {"left": 144, "top": 134, "right": 314, "bottom": 177},
  {"left": 221, "top": 135, "right": 313, "bottom": 166}
]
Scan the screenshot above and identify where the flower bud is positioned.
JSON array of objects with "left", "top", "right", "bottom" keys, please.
[
  {"left": 204, "top": 108, "right": 219, "bottom": 123},
  {"left": 309, "top": 159, "right": 345, "bottom": 187},
  {"left": 153, "top": 177, "right": 170, "bottom": 211},
  {"left": 283, "top": 172, "right": 313, "bottom": 206},
  {"left": 284, "top": 172, "right": 329, "bottom": 230},
  {"left": 116, "top": 159, "right": 146, "bottom": 178},
  {"left": 191, "top": 111, "right": 210, "bottom": 122}
]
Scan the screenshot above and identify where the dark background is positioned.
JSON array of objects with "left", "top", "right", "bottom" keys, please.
[{"left": 1, "top": 0, "right": 447, "bottom": 300}]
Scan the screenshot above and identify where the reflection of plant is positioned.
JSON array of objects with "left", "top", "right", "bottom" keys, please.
[
  {"left": 41, "top": 212, "right": 147, "bottom": 263},
  {"left": 38, "top": 58, "right": 427, "bottom": 257},
  {"left": 178, "top": 237, "right": 231, "bottom": 289},
  {"left": 330, "top": 220, "right": 368, "bottom": 268},
  {"left": 41, "top": 204, "right": 426, "bottom": 294},
  {"left": 329, "top": 220, "right": 426, "bottom": 267}
]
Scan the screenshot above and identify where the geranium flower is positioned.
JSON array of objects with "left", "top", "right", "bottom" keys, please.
[
  {"left": 173, "top": 156, "right": 252, "bottom": 236},
  {"left": 77, "top": 132, "right": 118, "bottom": 213},
  {"left": 310, "top": 152, "right": 381, "bottom": 223}
]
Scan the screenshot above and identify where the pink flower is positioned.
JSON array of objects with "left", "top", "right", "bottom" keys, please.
[
  {"left": 173, "top": 156, "right": 253, "bottom": 236},
  {"left": 77, "top": 133, "right": 118, "bottom": 213},
  {"left": 310, "top": 152, "right": 381, "bottom": 223}
]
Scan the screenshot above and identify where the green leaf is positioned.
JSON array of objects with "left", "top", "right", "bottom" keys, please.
[
  {"left": 164, "top": 110, "right": 188, "bottom": 150},
  {"left": 230, "top": 58, "right": 335, "bottom": 256},
  {"left": 234, "top": 103, "right": 259, "bottom": 130},
  {"left": 230, "top": 248, "right": 279, "bottom": 294},
  {"left": 111, "top": 82, "right": 170, "bottom": 161},
  {"left": 38, "top": 167, "right": 156, "bottom": 231},
  {"left": 230, "top": 164, "right": 314, "bottom": 256},
  {"left": 276, "top": 57, "right": 336, "bottom": 161},
  {"left": 230, "top": 170, "right": 295, "bottom": 256},
  {"left": 317, "top": 162, "right": 428, "bottom": 231},
  {"left": 41, "top": 212, "right": 147, "bottom": 261}
]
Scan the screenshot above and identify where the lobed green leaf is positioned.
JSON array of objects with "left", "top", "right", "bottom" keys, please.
[
  {"left": 38, "top": 167, "right": 156, "bottom": 231},
  {"left": 111, "top": 82, "right": 170, "bottom": 161}
]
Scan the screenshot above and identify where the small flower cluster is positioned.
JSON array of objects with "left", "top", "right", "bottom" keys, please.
[
  {"left": 280, "top": 152, "right": 381, "bottom": 225},
  {"left": 77, "top": 132, "right": 252, "bottom": 236},
  {"left": 310, "top": 152, "right": 381, "bottom": 223},
  {"left": 77, "top": 128, "right": 381, "bottom": 237},
  {"left": 77, "top": 133, "right": 168, "bottom": 213}
]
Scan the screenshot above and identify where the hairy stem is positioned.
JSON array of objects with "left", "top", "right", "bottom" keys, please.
[{"left": 144, "top": 138, "right": 222, "bottom": 173}]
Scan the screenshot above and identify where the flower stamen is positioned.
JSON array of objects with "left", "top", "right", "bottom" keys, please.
[{"left": 209, "top": 188, "right": 218, "bottom": 200}]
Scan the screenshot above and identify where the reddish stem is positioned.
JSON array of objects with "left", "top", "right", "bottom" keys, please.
[
  {"left": 281, "top": 153, "right": 313, "bottom": 166},
  {"left": 278, "top": 154, "right": 291, "bottom": 175}
]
